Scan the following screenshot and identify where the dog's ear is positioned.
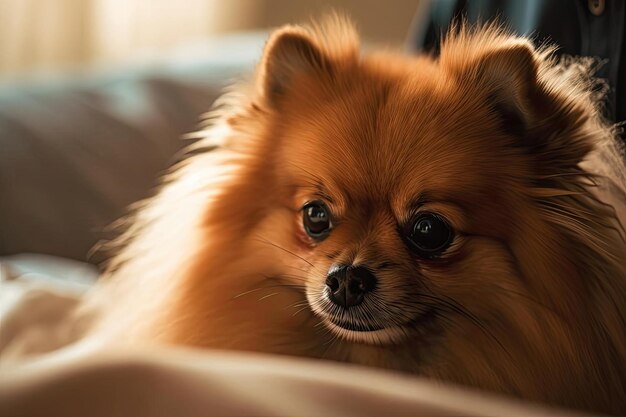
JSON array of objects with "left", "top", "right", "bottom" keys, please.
[
  {"left": 471, "top": 40, "right": 539, "bottom": 137},
  {"left": 259, "top": 26, "right": 332, "bottom": 107},
  {"left": 454, "top": 37, "right": 595, "bottom": 167}
]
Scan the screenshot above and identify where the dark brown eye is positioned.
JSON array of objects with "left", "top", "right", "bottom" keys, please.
[
  {"left": 303, "top": 200, "right": 332, "bottom": 239},
  {"left": 406, "top": 213, "right": 453, "bottom": 258}
]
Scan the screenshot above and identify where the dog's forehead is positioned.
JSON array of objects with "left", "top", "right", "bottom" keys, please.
[{"left": 284, "top": 72, "right": 490, "bottom": 206}]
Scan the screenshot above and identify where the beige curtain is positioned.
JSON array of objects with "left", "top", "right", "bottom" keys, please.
[
  {"left": 0, "top": 0, "right": 260, "bottom": 78},
  {"left": 0, "top": 0, "right": 91, "bottom": 76}
]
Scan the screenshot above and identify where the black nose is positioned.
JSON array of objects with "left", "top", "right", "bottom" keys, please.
[{"left": 325, "top": 265, "right": 377, "bottom": 308}]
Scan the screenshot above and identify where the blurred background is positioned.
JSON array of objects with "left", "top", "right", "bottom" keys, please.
[{"left": 0, "top": 0, "right": 422, "bottom": 81}]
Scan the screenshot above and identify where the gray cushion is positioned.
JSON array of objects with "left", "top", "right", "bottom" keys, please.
[{"left": 0, "top": 33, "right": 265, "bottom": 264}]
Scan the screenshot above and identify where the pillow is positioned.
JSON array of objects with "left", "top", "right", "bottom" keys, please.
[{"left": 0, "top": 32, "right": 266, "bottom": 263}]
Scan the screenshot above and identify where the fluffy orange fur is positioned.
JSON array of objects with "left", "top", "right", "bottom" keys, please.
[{"left": 84, "top": 18, "right": 626, "bottom": 414}]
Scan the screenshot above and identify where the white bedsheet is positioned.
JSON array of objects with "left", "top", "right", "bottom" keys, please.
[{"left": 0, "top": 255, "right": 595, "bottom": 417}]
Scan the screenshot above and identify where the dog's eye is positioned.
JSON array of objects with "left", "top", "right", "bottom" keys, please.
[
  {"left": 303, "top": 200, "right": 332, "bottom": 239},
  {"left": 407, "top": 213, "right": 453, "bottom": 258}
]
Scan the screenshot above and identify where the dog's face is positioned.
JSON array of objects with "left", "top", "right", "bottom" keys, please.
[
  {"left": 281, "top": 73, "right": 524, "bottom": 348},
  {"left": 253, "top": 24, "right": 566, "bottom": 363}
]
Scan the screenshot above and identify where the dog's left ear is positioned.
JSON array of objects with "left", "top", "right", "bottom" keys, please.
[
  {"left": 472, "top": 40, "right": 539, "bottom": 137},
  {"left": 259, "top": 26, "right": 332, "bottom": 107},
  {"left": 460, "top": 38, "right": 594, "bottom": 167}
]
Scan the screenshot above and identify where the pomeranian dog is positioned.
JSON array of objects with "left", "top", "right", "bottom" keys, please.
[{"left": 85, "top": 17, "right": 626, "bottom": 414}]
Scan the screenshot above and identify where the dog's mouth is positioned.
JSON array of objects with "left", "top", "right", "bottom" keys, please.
[
  {"left": 309, "top": 293, "right": 439, "bottom": 345},
  {"left": 327, "top": 308, "right": 438, "bottom": 332},
  {"left": 327, "top": 317, "right": 387, "bottom": 332},
  {"left": 305, "top": 284, "right": 441, "bottom": 345},
  {"left": 319, "top": 308, "right": 438, "bottom": 345}
]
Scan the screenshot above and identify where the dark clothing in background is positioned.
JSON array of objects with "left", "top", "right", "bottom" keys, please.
[{"left": 410, "top": 0, "right": 625, "bottom": 142}]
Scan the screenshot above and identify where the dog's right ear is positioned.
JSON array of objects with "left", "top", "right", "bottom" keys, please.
[{"left": 259, "top": 26, "right": 332, "bottom": 107}]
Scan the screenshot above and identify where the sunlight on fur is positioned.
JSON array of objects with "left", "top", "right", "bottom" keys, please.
[{"left": 80, "top": 16, "right": 626, "bottom": 414}]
